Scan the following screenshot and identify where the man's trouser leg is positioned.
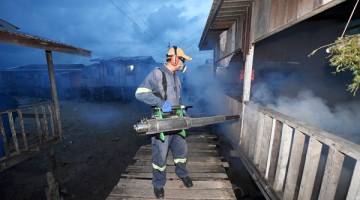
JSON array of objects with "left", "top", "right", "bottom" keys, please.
[
  {"left": 152, "top": 135, "right": 169, "bottom": 188},
  {"left": 170, "top": 134, "right": 188, "bottom": 178}
]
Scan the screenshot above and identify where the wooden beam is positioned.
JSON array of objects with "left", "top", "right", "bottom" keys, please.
[
  {"left": 221, "top": 5, "right": 251, "bottom": 12},
  {"left": 242, "top": 44, "right": 254, "bottom": 102},
  {"left": 258, "top": 115, "right": 273, "bottom": 175},
  {"left": 45, "top": 50, "right": 62, "bottom": 139},
  {"left": 0, "top": 30, "right": 91, "bottom": 57},
  {"left": 297, "top": 138, "right": 323, "bottom": 200},
  {"left": 8, "top": 112, "right": 20, "bottom": 153},
  {"left": 283, "top": 130, "right": 306, "bottom": 200},
  {"left": 273, "top": 123, "right": 293, "bottom": 191},
  {"left": 218, "top": 9, "right": 248, "bottom": 15},
  {"left": 318, "top": 147, "right": 345, "bottom": 200},
  {"left": 346, "top": 160, "right": 360, "bottom": 200},
  {"left": 17, "top": 109, "right": 28, "bottom": 150},
  {"left": 253, "top": 113, "right": 265, "bottom": 166},
  {"left": 265, "top": 120, "right": 282, "bottom": 184},
  {"left": 217, "top": 14, "right": 246, "bottom": 19}
]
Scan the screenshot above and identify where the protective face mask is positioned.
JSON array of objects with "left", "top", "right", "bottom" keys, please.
[{"left": 178, "top": 64, "right": 187, "bottom": 73}]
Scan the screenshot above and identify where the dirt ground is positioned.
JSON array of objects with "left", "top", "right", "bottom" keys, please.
[{"left": 0, "top": 101, "right": 149, "bottom": 200}]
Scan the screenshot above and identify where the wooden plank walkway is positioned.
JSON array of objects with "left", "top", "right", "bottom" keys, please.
[{"left": 106, "top": 132, "right": 237, "bottom": 199}]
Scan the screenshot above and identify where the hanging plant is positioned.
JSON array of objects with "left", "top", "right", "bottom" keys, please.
[
  {"left": 327, "top": 34, "right": 360, "bottom": 96},
  {"left": 309, "top": 0, "right": 359, "bottom": 96}
]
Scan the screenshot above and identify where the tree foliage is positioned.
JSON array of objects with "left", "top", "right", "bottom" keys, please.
[{"left": 328, "top": 34, "right": 360, "bottom": 96}]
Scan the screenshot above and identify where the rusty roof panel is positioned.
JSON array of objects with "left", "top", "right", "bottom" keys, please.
[
  {"left": 0, "top": 24, "right": 91, "bottom": 57},
  {"left": 0, "top": 19, "right": 19, "bottom": 31}
]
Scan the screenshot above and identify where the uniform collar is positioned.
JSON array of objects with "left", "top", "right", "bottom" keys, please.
[{"left": 161, "top": 64, "right": 175, "bottom": 75}]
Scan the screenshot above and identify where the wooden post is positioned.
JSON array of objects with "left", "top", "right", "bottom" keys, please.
[
  {"left": 34, "top": 107, "right": 43, "bottom": 143},
  {"left": 45, "top": 171, "right": 60, "bottom": 200},
  {"left": 0, "top": 117, "right": 9, "bottom": 156},
  {"left": 265, "top": 120, "right": 282, "bottom": 184},
  {"left": 258, "top": 115, "right": 273, "bottom": 175},
  {"left": 45, "top": 50, "right": 61, "bottom": 200},
  {"left": 347, "top": 160, "right": 360, "bottom": 200},
  {"left": 318, "top": 147, "right": 345, "bottom": 200},
  {"left": 273, "top": 123, "right": 293, "bottom": 191},
  {"left": 45, "top": 50, "right": 62, "bottom": 138},
  {"left": 253, "top": 113, "right": 265, "bottom": 166},
  {"left": 283, "top": 130, "right": 306, "bottom": 200},
  {"left": 8, "top": 112, "right": 20, "bottom": 153},
  {"left": 41, "top": 106, "right": 49, "bottom": 141},
  {"left": 17, "top": 109, "right": 28, "bottom": 150},
  {"left": 239, "top": 45, "right": 254, "bottom": 147},
  {"left": 297, "top": 138, "right": 323, "bottom": 200},
  {"left": 47, "top": 105, "right": 55, "bottom": 137},
  {"left": 242, "top": 44, "right": 254, "bottom": 102}
]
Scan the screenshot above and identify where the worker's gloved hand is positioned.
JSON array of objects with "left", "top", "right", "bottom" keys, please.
[{"left": 161, "top": 101, "right": 172, "bottom": 113}]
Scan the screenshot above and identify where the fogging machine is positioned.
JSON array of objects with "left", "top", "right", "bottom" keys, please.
[{"left": 133, "top": 105, "right": 240, "bottom": 141}]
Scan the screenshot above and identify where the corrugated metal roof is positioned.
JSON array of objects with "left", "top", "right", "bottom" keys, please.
[
  {"left": 91, "top": 56, "right": 156, "bottom": 63},
  {"left": 0, "top": 19, "right": 91, "bottom": 57},
  {"left": 199, "top": 0, "right": 252, "bottom": 50},
  {"left": 0, "top": 19, "right": 19, "bottom": 31},
  {"left": 0, "top": 64, "right": 85, "bottom": 72}
]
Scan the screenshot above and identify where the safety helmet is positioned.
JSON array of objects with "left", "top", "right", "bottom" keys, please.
[{"left": 167, "top": 46, "right": 192, "bottom": 61}]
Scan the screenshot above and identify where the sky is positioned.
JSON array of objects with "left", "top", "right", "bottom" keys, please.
[{"left": 0, "top": 0, "right": 213, "bottom": 68}]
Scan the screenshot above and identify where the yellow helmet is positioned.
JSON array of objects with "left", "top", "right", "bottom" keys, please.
[{"left": 167, "top": 46, "right": 192, "bottom": 61}]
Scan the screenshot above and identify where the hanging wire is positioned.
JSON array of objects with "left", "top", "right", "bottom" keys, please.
[
  {"left": 340, "top": 0, "right": 359, "bottom": 37},
  {"left": 309, "top": 0, "right": 360, "bottom": 56},
  {"left": 108, "top": 0, "right": 153, "bottom": 39},
  {"left": 122, "top": 0, "right": 149, "bottom": 29}
]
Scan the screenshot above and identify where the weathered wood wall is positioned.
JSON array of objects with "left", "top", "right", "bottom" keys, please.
[{"left": 251, "top": 0, "right": 346, "bottom": 42}]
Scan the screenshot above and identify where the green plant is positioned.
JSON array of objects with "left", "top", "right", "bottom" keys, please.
[{"left": 328, "top": 34, "right": 360, "bottom": 96}]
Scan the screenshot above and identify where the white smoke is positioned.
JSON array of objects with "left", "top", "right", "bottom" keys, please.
[{"left": 253, "top": 83, "right": 360, "bottom": 143}]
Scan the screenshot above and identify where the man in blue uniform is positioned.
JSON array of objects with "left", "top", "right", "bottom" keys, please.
[{"left": 135, "top": 46, "right": 193, "bottom": 199}]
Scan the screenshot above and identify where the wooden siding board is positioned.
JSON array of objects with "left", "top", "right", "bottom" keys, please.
[
  {"left": 297, "top": 138, "right": 323, "bottom": 200},
  {"left": 297, "top": 0, "right": 315, "bottom": 18},
  {"left": 266, "top": 120, "right": 283, "bottom": 184},
  {"left": 253, "top": 113, "right": 265, "bottom": 166},
  {"left": 286, "top": 0, "right": 299, "bottom": 22},
  {"left": 273, "top": 124, "right": 293, "bottom": 191},
  {"left": 258, "top": 115, "right": 273, "bottom": 175},
  {"left": 283, "top": 130, "right": 306, "bottom": 200},
  {"left": 346, "top": 160, "right": 360, "bottom": 200},
  {"left": 270, "top": 0, "right": 287, "bottom": 31},
  {"left": 318, "top": 147, "right": 345, "bottom": 200},
  {"left": 254, "top": 0, "right": 272, "bottom": 40}
]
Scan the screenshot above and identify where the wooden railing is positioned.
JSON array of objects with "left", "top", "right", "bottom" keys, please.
[
  {"left": 0, "top": 102, "right": 60, "bottom": 171},
  {"left": 226, "top": 96, "right": 360, "bottom": 200}
]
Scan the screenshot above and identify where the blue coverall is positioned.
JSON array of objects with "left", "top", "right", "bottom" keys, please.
[{"left": 135, "top": 65, "right": 189, "bottom": 188}]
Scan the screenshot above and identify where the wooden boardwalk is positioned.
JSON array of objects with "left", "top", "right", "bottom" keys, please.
[{"left": 106, "top": 132, "right": 237, "bottom": 199}]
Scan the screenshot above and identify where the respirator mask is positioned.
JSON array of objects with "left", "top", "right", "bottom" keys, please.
[{"left": 178, "top": 57, "right": 187, "bottom": 73}]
